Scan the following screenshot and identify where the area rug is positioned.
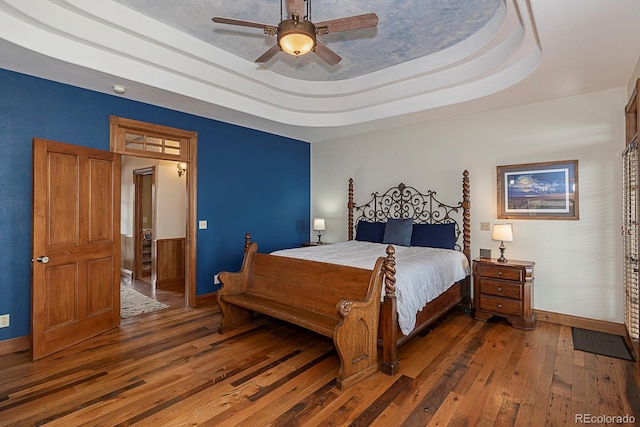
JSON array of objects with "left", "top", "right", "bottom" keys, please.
[
  {"left": 571, "top": 327, "right": 635, "bottom": 361},
  {"left": 121, "top": 286, "right": 169, "bottom": 319}
]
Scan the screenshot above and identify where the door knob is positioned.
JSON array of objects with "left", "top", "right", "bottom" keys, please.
[{"left": 36, "top": 256, "right": 50, "bottom": 264}]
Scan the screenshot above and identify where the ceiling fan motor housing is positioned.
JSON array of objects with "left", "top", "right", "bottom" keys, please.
[{"left": 278, "top": 18, "right": 317, "bottom": 56}]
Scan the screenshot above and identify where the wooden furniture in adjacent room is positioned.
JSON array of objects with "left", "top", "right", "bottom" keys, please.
[
  {"left": 141, "top": 230, "right": 152, "bottom": 278},
  {"left": 217, "top": 241, "right": 393, "bottom": 390},
  {"left": 472, "top": 258, "right": 535, "bottom": 330}
]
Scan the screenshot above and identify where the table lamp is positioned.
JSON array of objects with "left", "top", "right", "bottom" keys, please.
[
  {"left": 313, "top": 218, "right": 326, "bottom": 244},
  {"left": 492, "top": 223, "right": 513, "bottom": 263}
]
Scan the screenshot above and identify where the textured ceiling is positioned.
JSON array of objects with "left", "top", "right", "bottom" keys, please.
[
  {"left": 1, "top": 1, "right": 640, "bottom": 142},
  {"left": 113, "top": 0, "right": 502, "bottom": 81}
]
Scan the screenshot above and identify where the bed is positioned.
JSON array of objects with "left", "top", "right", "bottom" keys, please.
[{"left": 270, "top": 171, "right": 471, "bottom": 375}]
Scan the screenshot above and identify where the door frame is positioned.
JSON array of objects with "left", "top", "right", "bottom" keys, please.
[{"left": 110, "top": 116, "right": 197, "bottom": 307}]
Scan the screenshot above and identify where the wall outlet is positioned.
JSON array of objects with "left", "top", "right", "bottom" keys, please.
[
  {"left": 198, "top": 220, "right": 208, "bottom": 230},
  {"left": 0, "top": 314, "right": 9, "bottom": 328},
  {"left": 480, "top": 222, "right": 490, "bottom": 231},
  {"left": 214, "top": 274, "right": 220, "bottom": 285}
]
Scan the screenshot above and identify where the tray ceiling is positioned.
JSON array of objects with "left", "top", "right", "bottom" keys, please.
[{"left": 1, "top": 0, "right": 639, "bottom": 142}]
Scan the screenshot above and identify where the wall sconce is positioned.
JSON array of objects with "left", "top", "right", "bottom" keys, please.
[
  {"left": 177, "top": 162, "right": 187, "bottom": 177},
  {"left": 492, "top": 223, "right": 513, "bottom": 263},
  {"left": 313, "top": 218, "right": 326, "bottom": 244}
]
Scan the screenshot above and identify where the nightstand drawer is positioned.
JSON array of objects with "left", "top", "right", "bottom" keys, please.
[
  {"left": 476, "top": 279, "right": 522, "bottom": 299},
  {"left": 479, "top": 296, "right": 522, "bottom": 317},
  {"left": 475, "top": 264, "right": 523, "bottom": 281}
]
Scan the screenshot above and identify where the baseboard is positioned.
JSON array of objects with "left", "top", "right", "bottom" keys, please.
[
  {"left": 196, "top": 291, "right": 217, "bottom": 307},
  {"left": 535, "top": 309, "right": 626, "bottom": 336},
  {"left": 630, "top": 339, "right": 640, "bottom": 363},
  {"left": 0, "top": 335, "right": 30, "bottom": 356}
]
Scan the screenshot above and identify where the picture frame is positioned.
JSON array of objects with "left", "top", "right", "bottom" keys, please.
[{"left": 497, "top": 160, "right": 579, "bottom": 220}]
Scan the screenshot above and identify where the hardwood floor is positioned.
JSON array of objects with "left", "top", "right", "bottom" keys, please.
[
  {"left": 121, "top": 276, "right": 185, "bottom": 308},
  {"left": 0, "top": 305, "right": 638, "bottom": 426}
]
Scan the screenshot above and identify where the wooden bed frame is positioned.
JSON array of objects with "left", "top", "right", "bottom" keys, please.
[
  {"left": 225, "top": 170, "right": 471, "bottom": 378},
  {"left": 348, "top": 170, "right": 471, "bottom": 375}
]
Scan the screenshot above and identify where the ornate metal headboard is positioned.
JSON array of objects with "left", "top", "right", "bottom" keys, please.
[{"left": 348, "top": 170, "right": 470, "bottom": 262}]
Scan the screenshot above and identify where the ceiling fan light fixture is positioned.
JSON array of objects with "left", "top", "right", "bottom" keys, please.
[{"left": 278, "top": 19, "right": 316, "bottom": 57}]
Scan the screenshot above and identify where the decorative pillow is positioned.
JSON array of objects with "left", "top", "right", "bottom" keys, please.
[
  {"left": 411, "top": 222, "right": 456, "bottom": 249},
  {"left": 383, "top": 218, "right": 414, "bottom": 246},
  {"left": 355, "top": 220, "right": 386, "bottom": 243}
]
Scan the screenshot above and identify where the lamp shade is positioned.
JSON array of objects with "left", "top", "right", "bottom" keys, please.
[
  {"left": 313, "top": 218, "right": 326, "bottom": 231},
  {"left": 492, "top": 223, "right": 513, "bottom": 242}
]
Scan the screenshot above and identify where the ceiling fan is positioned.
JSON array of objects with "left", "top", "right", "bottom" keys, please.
[{"left": 212, "top": 0, "right": 378, "bottom": 65}]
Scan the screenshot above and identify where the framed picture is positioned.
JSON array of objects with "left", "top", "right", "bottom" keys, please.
[{"left": 497, "top": 160, "right": 579, "bottom": 220}]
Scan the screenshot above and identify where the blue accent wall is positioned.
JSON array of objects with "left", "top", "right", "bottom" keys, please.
[{"left": 0, "top": 68, "right": 310, "bottom": 341}]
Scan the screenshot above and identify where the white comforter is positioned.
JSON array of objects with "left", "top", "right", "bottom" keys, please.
[{"left": 270, "top": 240, "right": 470, "bottom": 335}]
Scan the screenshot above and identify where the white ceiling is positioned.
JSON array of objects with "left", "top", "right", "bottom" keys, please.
[{"left": 1, "top": 0, "right": 639, "bottom": 143}]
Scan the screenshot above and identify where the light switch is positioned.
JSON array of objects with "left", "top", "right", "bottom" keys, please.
[{"left": 198, "top": 220, "right": 207, "bottom": 230}]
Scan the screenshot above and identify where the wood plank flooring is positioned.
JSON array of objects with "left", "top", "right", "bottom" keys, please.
[
  {"left": 0, "top": 304, "right": 638, "bottom": 426},
  {"left": 121, "top": 276, "right": 185, "bottom": 308}
]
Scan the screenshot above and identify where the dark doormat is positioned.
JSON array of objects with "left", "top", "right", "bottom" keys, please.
[{"left": 571, "top": 327, "right": 635, "bottom": 361}]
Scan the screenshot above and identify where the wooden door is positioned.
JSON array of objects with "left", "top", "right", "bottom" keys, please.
[
  {"left": 133, "top": 168, "right": 155, "bottom": 283},
  {"left": 32, "top": 138, "right": 121, "bottom": 360}
]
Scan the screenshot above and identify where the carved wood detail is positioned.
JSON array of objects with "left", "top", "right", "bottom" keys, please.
[{"left": 217, "top": 242, "right": 390, "bottom": 390}]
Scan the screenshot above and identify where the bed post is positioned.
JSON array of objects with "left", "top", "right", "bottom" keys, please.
[
  {"left": 348, "top": 178, "right": 354, "bottom": 241},
  {"left": 462, "top": 170, "right": 470, "bottom": 263},
  {"left": 244, "top": 233, "right": 251, "bottom": 252},
  {"left": 381, "top": 245, "right": 398, "bottom": 375}
]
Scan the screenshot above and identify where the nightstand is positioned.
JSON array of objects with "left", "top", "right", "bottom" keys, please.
[
  {"left": 472, "top": 258, "right": 535, "bottom": 330},
  {"left": 301, "top": 242, "right": 326, "bottom": 247}
]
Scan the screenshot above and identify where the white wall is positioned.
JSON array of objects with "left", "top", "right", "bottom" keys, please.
[
  {"left": 312, "top": 88, "right": 626, "bottom": 323},
  {"left": 120, "top": 157, "right": 186, "bottom": 239},
  {"left": 628, "top": 56, "right": 640, "bottom": 96},
  {"left": 155, "top": 161, "right": 186, "bottom": 239}
]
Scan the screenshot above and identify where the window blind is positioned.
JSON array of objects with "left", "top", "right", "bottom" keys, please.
[{"left": 623, "top": 142, "right": 640, "bottom": 341}]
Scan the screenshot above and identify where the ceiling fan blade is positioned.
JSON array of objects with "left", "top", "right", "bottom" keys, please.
[
  {"left": 255, "top": 44, "right": 281, "bottom": 63},
  {"left": 314, "top": 42, "right": 341, "bottom": 65},
  {"left": 286, "top": 0, "right": 304, "bottom": 17},
  {"left": 212, "top": 17, "right": 276, "bottom": 31},
  {"left": 315, "top": 13, "right": 379, "bottom": 33}
]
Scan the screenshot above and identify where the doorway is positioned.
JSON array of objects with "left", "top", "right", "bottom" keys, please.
[
  {"left": 121, "top": 157, "right": 188, "bottom": 310},
  {"left": 110, "top": 115, "right": 197, "bottom": 307},
  {"left": 31, "top": 117, "right": 197, "bottom": 359}
]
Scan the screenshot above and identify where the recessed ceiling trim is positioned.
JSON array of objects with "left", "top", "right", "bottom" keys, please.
[{"left": 0, "top": 0, "right": 540, "bottom": 127}]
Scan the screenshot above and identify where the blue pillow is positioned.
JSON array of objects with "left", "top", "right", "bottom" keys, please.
[
  {"left": 383, "top": 218, "right": 413, "bottom": 246},
  {"left": 355, "top": 220, "right": 385, "bottom": 243},
  {"left": 411, "top": 223, "right": 456, "bottom": 249}
]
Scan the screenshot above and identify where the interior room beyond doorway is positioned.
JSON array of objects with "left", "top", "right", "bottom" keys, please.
[{"left": 120, "top": 156, "right": 187, "bottom": 310}]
